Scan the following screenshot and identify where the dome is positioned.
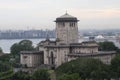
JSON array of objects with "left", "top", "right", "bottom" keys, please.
[
  {"left": 55, "top": 13, "right": 79, "bottom": 22},
  {"left": 59, "top": 13, "right": 76, "bottom": 18}
]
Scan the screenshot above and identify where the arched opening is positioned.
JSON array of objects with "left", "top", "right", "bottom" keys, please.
[
  {"left": 51, "top": 52, "right": 54, "bottom": 65},
  {"left": 50, "top": 52, "right": 55, "bottom": 69}
]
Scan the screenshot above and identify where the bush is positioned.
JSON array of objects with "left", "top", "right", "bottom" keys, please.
[
  {"left": 58, "top": 73, "right": 82, "bottom": 80},
  {"left": 32, "top": 69, "right": 50, "bottom": 80},
  {"left": 56, "top": 58, "right": 110, "bottom": 80},
  {"left": 0, "top": 62, "right": 13, "bottom": 80}
]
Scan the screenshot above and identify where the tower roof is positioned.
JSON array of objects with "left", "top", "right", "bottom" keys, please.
[
  {"left": 55, "top": 13, "right": 79, "bottom": 22},
  {"left": 59, "top": 13, "right": 76, "bottom": 18}
]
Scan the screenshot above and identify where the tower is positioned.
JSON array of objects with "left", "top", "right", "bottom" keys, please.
[{"left": 55, "top": 13, "right": 79, "bottom": 44}]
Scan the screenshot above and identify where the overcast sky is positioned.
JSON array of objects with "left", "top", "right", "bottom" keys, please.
[{"left": 0, "top": 0, "right": 120, "bottom": 30}]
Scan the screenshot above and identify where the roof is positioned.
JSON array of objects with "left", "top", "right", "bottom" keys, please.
[
  {"left": 68, "top": 51, "right": 116, "bottom": 57},
  {"left": 20, "top": 51, "right": 43, "bottom": 54},
  {"left": 59, "top": 13, "right": 76, "bottom": 18},
  {"left": 45, "top": 43, "right": 98, "bottom": 48},
  {"left": 82, "top": 41, "right": 97, "bottom": 44},
  {"left": 55, "top": 13, "right": 79, "bottom": 22}
]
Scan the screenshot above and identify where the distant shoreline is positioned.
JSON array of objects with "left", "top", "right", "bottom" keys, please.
[{"left": 0, "top": 37, "right": 55, "bottom": 40}]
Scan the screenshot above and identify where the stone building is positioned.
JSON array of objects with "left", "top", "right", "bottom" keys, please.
[
  {"left": 20, "top": 13, "right": 116, "bottom": 68},
  {"left": 37, "top": 13, "right": 116, "bottom": 68},
  {"left": 20, "top": 51, "right": 43, "bottom": 68},
  {"left": 55, "top": 13, "right": 79, "bottom": 44}
]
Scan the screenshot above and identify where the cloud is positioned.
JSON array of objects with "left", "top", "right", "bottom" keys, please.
[{"left": 0, "top": 0, "right": 119, "bottom": 30}]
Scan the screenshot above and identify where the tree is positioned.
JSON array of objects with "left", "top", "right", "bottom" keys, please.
[
  {"left": 0, "top": 54, "right": 11, "bottom": 62},
  {"left": 10, "top": 71, "right": 30, "bottom": 80},
  {"left": 58, "top": 73, "right": 82, "bottom": 80},
  {"left": 32, "top": 69, "right": 50, "bottom": 80},
  {"left": 98, "top": 41, "right": 118, "bottom": 51},
  {"left": 0, "top": 62, "right": 13, "bottom": 80},
  {"left": 10, "top": 40, "right": 35, "bottom": 67},
  {"left": 10, "top": 40, "right": 35, "bottom": 55},
  {"left": 0, "top": 47, "right": 2, "bottom": 53},
  {"left": 111, "top": 54, "right": 120, "bottom": 79},
  {"left": 56, "top": 58, "right": 110, "bottom": 80}
]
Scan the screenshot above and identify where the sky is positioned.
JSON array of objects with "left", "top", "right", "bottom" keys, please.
[{"left": 0, "top": 0, "right": 120, "bottom": 30}]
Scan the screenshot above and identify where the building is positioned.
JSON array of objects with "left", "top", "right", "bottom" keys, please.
[
  {"left": 20, "top": 51, "right": 44, "bottom": 68},
  {"left": 20, "top": 13, "right": 116, "bottom": 68},
  {"left": 68, "top": 51, "right": 116, "bottom": 64},
  {"left": 55, "top": 13, "right": 79, "bottom": 44}
]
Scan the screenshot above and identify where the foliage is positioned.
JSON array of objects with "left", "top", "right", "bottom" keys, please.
[
  {"left": 0, "top": 47, "right": 2, "bottom": 53},
  {"left": 10, "top": 69, "right": 50, "bottom": 80},
  {"left": 98, "top": 41, "right": 118, "bottom": 51},
  {"left": 0, "top": 62, "right": 13, "bottom": 80},
  {"left": 10, "top": 40, "right": 35, "bottom": 55},
  {"left": 58, "top": 73, "right": 82, "bottom": 80},
  {"left": 0, "top": 69, "right": 14, "bottom": 80},
  {"left": 10, "top": 40, "right": 35, "bottom": 66},
  {"left": 0, "top": 54, "right": 21, "bottom": 68},
  {"left": 32, "top": 69, "right": 50, "bottom": 80},
  {"left": 56, "top": 58, "right": 110, "bottom": 80},
  {"left": 111, "top": 54, "right": 120, "bottom": 79},
  {"left": 0, "top": 62, "right": 11, "bottom": 72},
  {"left": 0, "top": 54, "right": 11, "bottom": 62},
  {"left": 10, "top": 71, "right": 31, "bottom": 80}
]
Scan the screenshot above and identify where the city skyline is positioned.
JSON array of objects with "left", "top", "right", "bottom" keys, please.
[{"left": 0, "top": 0, "right": 120, "bottom": 30}]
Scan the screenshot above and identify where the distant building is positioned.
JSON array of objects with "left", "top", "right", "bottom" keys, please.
[
  {"left": 20, "top": 13, "right": 116, "bottom": 68},
  {"left": 0, "top": 30, "right": 55, "bottom": 39}
]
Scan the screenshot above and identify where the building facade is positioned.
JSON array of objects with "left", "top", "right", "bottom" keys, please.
[{"left": 20, "top": 51, "right": 43, "bottom": 68}]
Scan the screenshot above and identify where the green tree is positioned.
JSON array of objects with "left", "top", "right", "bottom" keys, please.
[
  {"left": 0, "top": 47, "right": 2, "bottom": 53},
  {"left": 10, "top": 40, "right": 35, "bottom": 55},
  {"left": 58, "top": 73, "right": 82, "bottom": 80},
  {"left": 10, "top": 71, "right": 30, "bottom": 80},
  {"left": 0, "top": 54, "right": 11, "bottom": 62},
  {"left": 56, "top": 58, "right": 110, "bottom": 80},
  {"left": 98, "top": 41, "right": 118, "bottom": 51},
  {"left": 10, "top": 40, "right": 35, "bottom": 67},
  {"left": 111, "top": 54, "right": 120, "bottom": 79},
  {"left": 0, "top": 62, "right": 13, "bottom": 80},
  {"left": 32, "top": 69, "right": 50, "bottom": 80}
]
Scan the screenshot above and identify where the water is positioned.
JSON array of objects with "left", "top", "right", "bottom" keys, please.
[
  {"left": 0, "top": 39, "right": 46, "bottom": 53},
  {"left": 0, "top": 38, "right": 120, "bottom": 53}
]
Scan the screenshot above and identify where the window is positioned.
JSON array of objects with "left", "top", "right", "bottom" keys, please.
[
  {"left": 62, "top": 23, "right": 65, "bottom": 27},
  {"left": 51, "top": 52, "right": 54, "bottom": 65},
  {"left": 69, "top": 22, "right": 75, "bottom": 27},
  {"left": 58, "top": 22, "right": 65, "bottom": 27},
  {"left": 23, "top": 56, "right": 27, "bottom": 59}
]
